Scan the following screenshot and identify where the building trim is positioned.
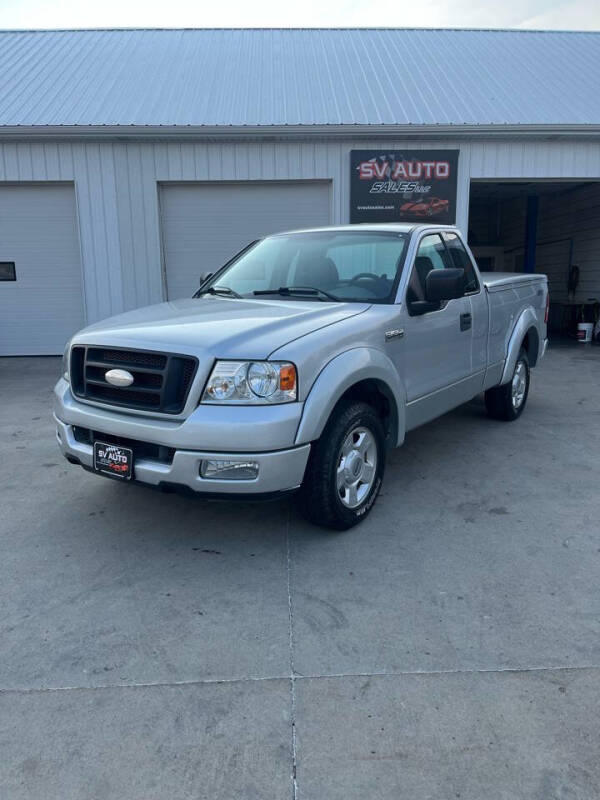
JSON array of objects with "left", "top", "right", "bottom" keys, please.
[{"left": 0, "top": 124, "right": 599, "bottom": 143}]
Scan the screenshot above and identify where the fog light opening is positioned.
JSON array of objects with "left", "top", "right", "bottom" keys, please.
[{"left": 200, "top": 459, "right": 259, "bottom": 481}]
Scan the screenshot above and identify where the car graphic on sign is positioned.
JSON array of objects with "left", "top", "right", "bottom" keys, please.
[{"left": 400, "top": 197, "right": 449, "bottom": 217}]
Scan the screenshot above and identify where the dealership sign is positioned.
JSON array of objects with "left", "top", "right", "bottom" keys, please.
[{"left": 350, "top": 150, "right": 459, "bottom": 224}]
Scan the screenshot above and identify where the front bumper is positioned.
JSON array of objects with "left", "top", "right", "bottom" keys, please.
[
  {"left": 54, "top": 378, "right": 304, "bottom": 453},
  {"left": 54, "top": 415, "right": 310, "bottom": 495}
]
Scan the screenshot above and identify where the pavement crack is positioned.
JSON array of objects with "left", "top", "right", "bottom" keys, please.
[
  {"left": 296, "top": 663, "right": 600, "bottom": 680},
  {"left": 1, "top": 664, "right": 599, "bottom": 697},
  {"left": 0, "top": 674, "right": 289, "bottom": 695}
]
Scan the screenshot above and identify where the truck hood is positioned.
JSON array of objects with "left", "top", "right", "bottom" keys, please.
[{"left": 74, "top": 297, "right": 369, "bottom": 359}]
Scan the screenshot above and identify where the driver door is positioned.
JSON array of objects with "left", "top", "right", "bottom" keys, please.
[{"left": 401, "top": 232, "right": 474, "bottom": 430}]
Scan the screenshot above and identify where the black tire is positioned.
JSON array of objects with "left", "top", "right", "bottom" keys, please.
[
  {"left": 298, "top": 400, "right": 386, "bottom": 530},
  {"left": 485, "top": 347, "right": 530, "bottom": 421}
]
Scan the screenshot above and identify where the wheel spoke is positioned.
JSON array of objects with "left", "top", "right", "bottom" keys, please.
[
  {"left": 346, "top": 483, "right": 358, "bottom": 508},
  {"left": 341, "top": 435, "right": 354, "bottom": 457},
  {"left": 355, "top": 431, "right": 368, "bottom": 454},
  {"left": 356, "top": 430, "right": 373, "bottom": 456},
  {"left": 336, "top": 463, "right": 346, "bottom": 491},
  {"left": 361, "top": 461, "right": 375, "bottom": 483}
]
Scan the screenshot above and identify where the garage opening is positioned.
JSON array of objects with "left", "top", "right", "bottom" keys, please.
[
  {"left": 159, "top": 181, "right": 332, "bottom": 300},
  {"left": 0, "top": 183, "right": 85, "bottom": 356},
  {"left": 468, "top": 181, "right": 600, "bottom": 338}
]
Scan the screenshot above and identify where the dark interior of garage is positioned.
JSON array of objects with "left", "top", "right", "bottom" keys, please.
[{"left": 468, "top": 181, "right": 600, "bottom": 339}]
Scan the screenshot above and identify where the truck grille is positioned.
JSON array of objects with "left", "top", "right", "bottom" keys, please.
[{"left": 70, "top": 346, "right": 198, "bottom": 414}]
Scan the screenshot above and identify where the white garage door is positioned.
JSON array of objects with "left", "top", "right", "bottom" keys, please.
[
  {"left": 0, "top": 184, "right": 85, "bottom": 355},
  {"left": 160, "top": 181, "right": 331, "bottom": 299}
]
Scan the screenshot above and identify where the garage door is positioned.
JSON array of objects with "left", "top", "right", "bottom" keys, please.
[
  {"left": 0, "top": 184, "right": 85, "bottom": 355},
  {"left": 160, "top": 181, "right": 331, "bottom": 299}
]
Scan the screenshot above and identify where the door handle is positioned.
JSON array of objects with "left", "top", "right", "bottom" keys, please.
[{"left": 460, "top": 312, "right": 472, "bottom": 332}]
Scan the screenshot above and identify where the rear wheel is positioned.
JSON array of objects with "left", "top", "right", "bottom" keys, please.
[
  {"left": 298, "top": 400, "right": 385, "bottom": 530},
  {"left": 485, "top": 348, "right": 530, "bottom": 421}
]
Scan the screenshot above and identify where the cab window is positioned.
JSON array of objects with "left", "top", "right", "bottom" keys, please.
[
  {"left": 406, "top": 233, "right": 449, "bottom": 306},
  {"left": 442, "top": 232, "right": 480, "bottom": 293}
]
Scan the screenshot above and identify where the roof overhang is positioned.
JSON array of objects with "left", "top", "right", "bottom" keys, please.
[{"left": 0, "top": 123, "right": 599, "bottom": 142}]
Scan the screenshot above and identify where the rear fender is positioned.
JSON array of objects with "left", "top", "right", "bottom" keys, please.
[
  {"left": 295, "top": 348, "right": 406, "bottom": 447},
  {"left": 500, "top": 308, "right": 540, "bottom": 384}
]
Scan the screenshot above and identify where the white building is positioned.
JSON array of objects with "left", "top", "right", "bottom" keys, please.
[{"left": 1, "top": 27, "right": 599, "bottom": 354}]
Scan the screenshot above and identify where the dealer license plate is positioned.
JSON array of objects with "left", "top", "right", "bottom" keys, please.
[{"left": 93, "top": 441, "right": 133, "bottom": 480}]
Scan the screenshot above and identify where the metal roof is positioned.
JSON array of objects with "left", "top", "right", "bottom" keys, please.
[{"left": 1, "top": 27, "right": 599, "bottom": 130}]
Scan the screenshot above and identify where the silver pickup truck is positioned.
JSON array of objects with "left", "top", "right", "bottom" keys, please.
[{"left": 54, "top": 224, "right": 548, "bottom": 529}]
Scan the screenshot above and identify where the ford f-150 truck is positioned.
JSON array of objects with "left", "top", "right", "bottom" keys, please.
[{"left": 54, "top": 224, "right": 548, "bottom": 529}]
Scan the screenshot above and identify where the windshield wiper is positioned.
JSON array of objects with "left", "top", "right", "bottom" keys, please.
[
  {"left": 202, "top": 285, "right": 242, "bottom": 298},
  {"left": 253, "top": 286, "right": 340, "bottom": 302}
]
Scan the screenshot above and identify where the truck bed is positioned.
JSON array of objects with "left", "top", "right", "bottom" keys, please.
[
  {"left": 480, "top": 271, "right": 547, "bottom": 292},
  {"left": 479, "top": 271, "right": 548, "bottom": 373}
]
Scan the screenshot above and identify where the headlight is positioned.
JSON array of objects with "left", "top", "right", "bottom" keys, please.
[
  {"left": 202, "top": 361, "right": 297, "bottom": 404},
  {"left": 62, "top": 341, "right": 71, "bottom": 382}
]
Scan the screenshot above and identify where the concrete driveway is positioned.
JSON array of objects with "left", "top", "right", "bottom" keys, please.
[{"left": 1, "top": 345, "right": 599, "bottom": 800}]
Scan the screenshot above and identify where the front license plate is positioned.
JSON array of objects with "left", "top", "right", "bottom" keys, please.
[{"left": 93, "top": 441, "right": 133, "bottom": 480}]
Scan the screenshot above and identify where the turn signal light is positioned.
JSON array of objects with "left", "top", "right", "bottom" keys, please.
[{"left": 279, "top": 364, "right": 296, "bottom": 392}]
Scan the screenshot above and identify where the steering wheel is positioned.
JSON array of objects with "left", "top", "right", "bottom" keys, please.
[{"left": 349, "top": 272, "right": 385, "bottom": 286}]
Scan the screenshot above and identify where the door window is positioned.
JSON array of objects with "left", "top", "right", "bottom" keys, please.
[
  {"left": 442, "top": 232, "right": 480, "bottom": 293},
  {"left": 406, "top": 233, "right": 450, "bottom": 306}
]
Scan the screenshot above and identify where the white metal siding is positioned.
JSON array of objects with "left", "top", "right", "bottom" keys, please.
[
  {"left": 0, "top": 183, "right": 85, "bottom": 355},
  {"left": 160, "top": 181, "right": 331, "bottom": 299},
  {"left": 0, "top": 138, "right": 598, "bottom": 326}
]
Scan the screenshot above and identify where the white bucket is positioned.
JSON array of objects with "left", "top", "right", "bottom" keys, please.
[{"left": 577, "top": 322, "right": 594, "bottom": 342}]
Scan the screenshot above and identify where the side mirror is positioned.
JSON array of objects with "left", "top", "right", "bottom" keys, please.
[
  {"left": 425, "top": 268, "right": 465, "bottom": 303},
  {"left": 199, "top": 271, "right": 213, "bottom": 288}
]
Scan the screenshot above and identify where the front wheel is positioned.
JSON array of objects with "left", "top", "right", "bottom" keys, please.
[
  {"left": 485, "top": 348, "right": 530, "bottom": 421},
  {"left": 298, "top": 400, "right": 385, "bottom": 530}
]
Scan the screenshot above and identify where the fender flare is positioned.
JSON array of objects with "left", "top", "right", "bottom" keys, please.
[
  {"left": 500, "top": 307, "right": 540, "bottom": 384},
  {"left": 295, "top": 348, "right": 406, "bottom": 447}
]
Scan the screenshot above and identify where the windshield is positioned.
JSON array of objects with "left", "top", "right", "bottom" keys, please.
[{"left": 198, "top": 230, "right": 410, "bottom": 303}]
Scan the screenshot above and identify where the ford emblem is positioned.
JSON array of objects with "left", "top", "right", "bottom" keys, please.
[{"left": 105, "top": 368, "right": 134, "bottom": 387}]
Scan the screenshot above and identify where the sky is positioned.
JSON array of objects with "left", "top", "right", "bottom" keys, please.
[{"left": 0, "top": 0, "right": 599, "bottom": 30}]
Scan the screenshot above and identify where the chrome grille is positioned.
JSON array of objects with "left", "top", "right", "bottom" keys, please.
[{"left": 70, "top": 346, "right": 198, "bottom": 414}]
